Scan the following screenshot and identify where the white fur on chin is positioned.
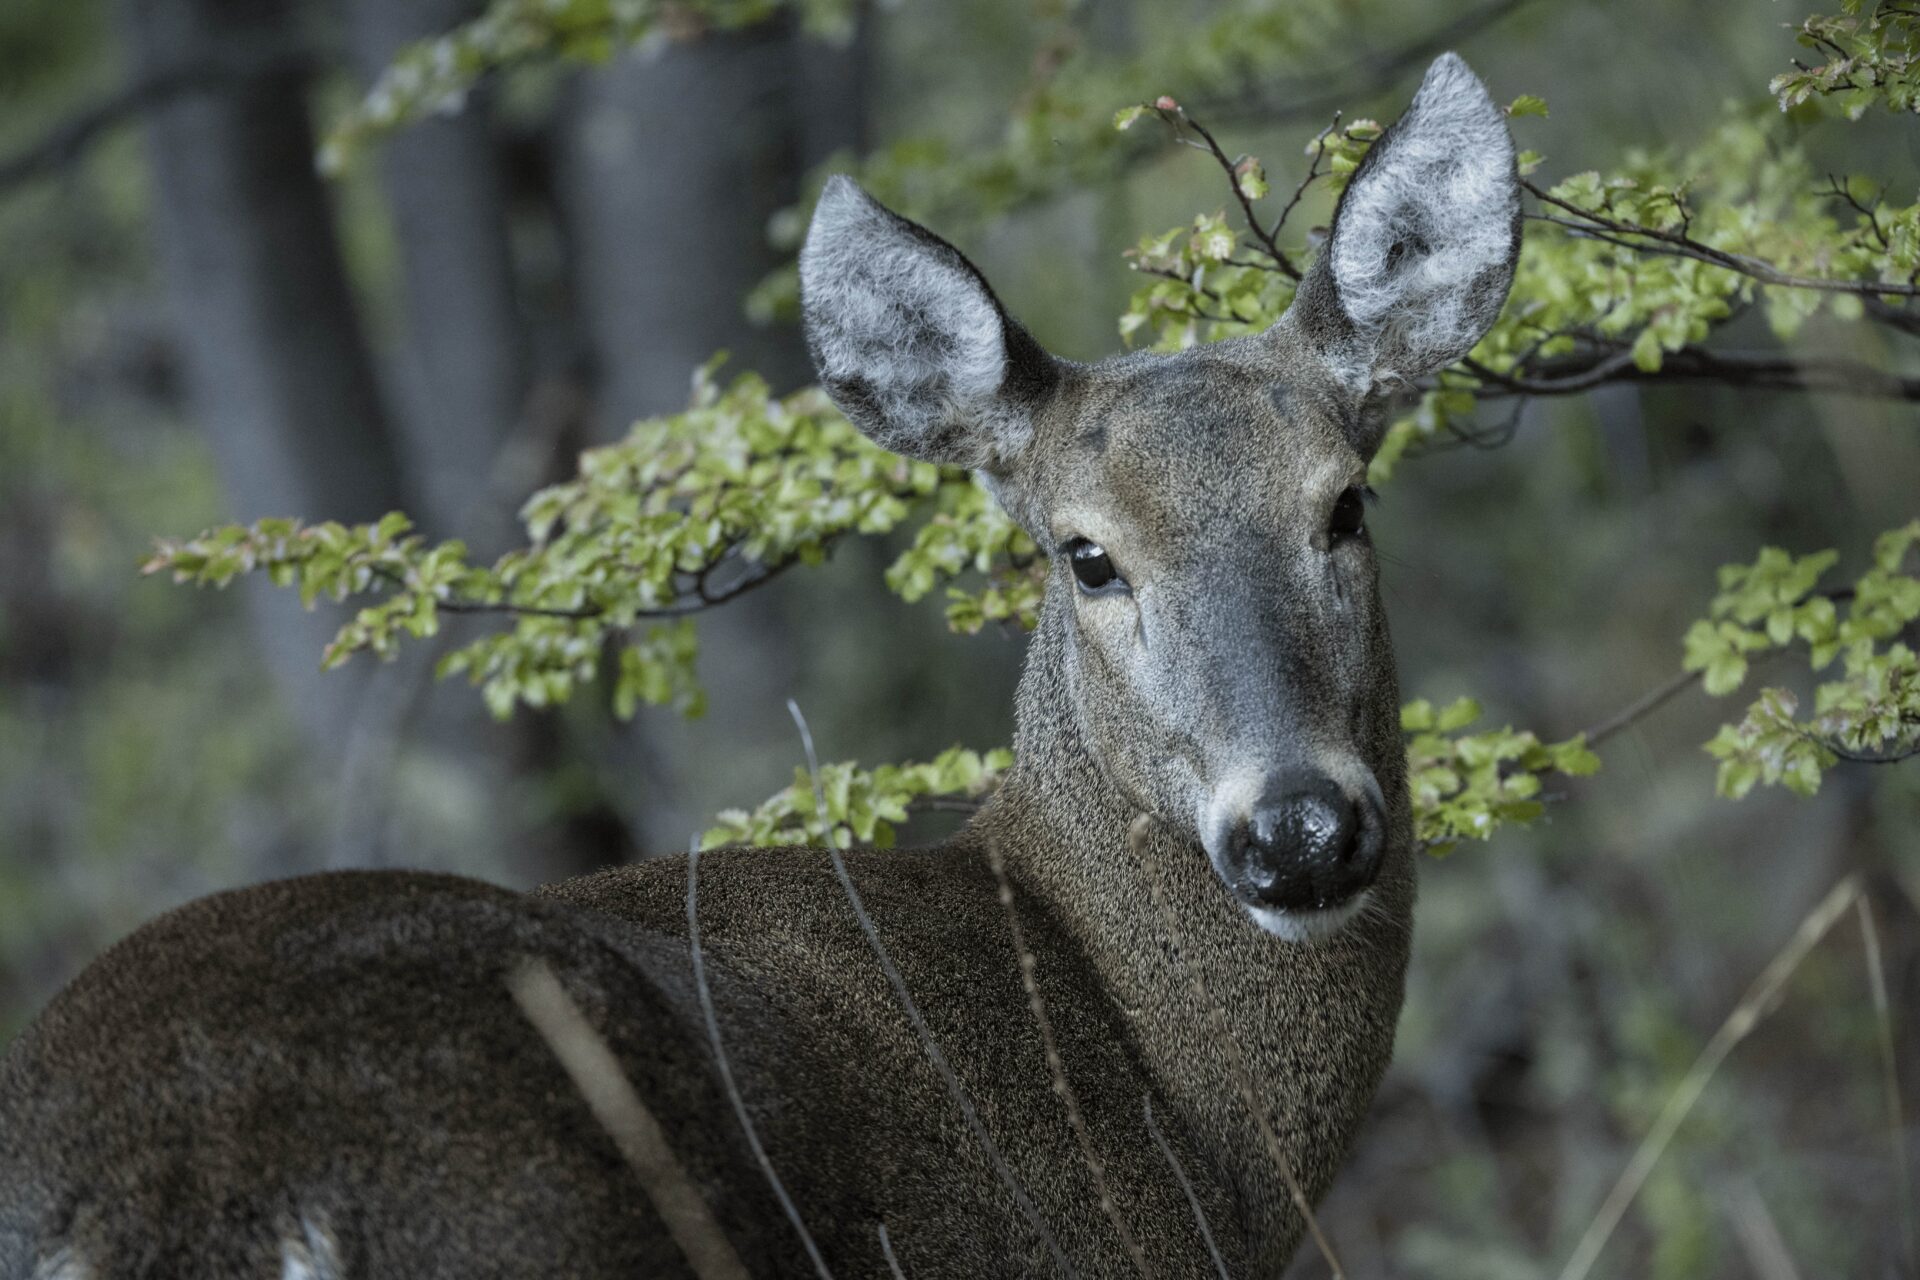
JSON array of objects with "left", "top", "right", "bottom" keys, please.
[{"left": 1243, "top": 891, "right": 1369, "bottom": 945}]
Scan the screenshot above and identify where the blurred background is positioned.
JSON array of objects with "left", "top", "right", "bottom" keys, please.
[{"left": 1, "top": 0, "right": 1916, "bottom": 1275}]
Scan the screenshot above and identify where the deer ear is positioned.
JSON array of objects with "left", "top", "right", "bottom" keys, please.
[
  {"left": 1285, "top": 53, "right": 1520, "bottom": 394},
  {"left": 800, "top": 177, "right": 1058, "bottom": 472}
]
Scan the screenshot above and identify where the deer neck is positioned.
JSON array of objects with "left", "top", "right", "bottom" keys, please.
[{"left": 968, "top": 593, "right": 1415, "bottom": 1249}]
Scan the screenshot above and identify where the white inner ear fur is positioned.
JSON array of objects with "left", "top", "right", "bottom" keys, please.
[
  {"left": 1326, "top": 53, "right": 1517, "bottom": 386},
  {"left": 800, "top": 177, "right": 1010, "bottom": 458}
]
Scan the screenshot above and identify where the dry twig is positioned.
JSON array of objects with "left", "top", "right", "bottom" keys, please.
[
  {"left": 685, "top": 843, "right": 834, "bottom": 1278},
  {"left": 1142, "top": 1095, "right": 1233, "bottom": 1280},
  {"left": 508, "top": 959, "right": 750, "bottom": 1280},
  {"left": 1131, "top": 813, "right": 1348, "bottom": 1280},
  {"left": 1856, "top": 893, "right": 1917, "bottom": 1278},
  {"left": 786, "top": 699, "right": 1073, "bottom": 1277},
  {"left": 984, "top": 842, "right": 1154, "bottom": 1276},
  {"left": 1555, "top": 873, "right": 1864, "bottom": 1280}
]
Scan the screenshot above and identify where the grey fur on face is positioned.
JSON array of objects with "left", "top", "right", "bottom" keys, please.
[{"left": 802, "top": 53, "right": 1520, "bottom": 934}]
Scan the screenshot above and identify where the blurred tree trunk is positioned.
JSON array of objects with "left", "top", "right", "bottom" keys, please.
[
  {"left": 554, "top": 16, "right": 867, "bottom": 848},
  {"left": 343, "top": 0, "right": 531, "bottom": 550},
  {"left": 333, "top": 0, "right": 561, "bottom": 880},
  {"left": 558, "top": 16, "right": 831, "bottom": 422},
  {"left": 117, "top": 0, "right": 402, "bottom": 755}
]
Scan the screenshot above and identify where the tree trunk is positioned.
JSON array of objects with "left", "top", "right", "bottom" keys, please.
[
  {"left": 118, "top": 0, "right": 403, "bottom": 755},
  {"left": 344, "top": 0, "right": 531, "bottom": 551},
  {"left": 553, "top": 18, "right": 867, "bottom": 848},
  {"left": 559, "top": 17, "right": 819, "bottom": 424}
]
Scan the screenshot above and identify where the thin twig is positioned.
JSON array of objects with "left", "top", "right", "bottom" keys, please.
[
  {"left": 369, "top": 550, "right": 799, "bottom": 622},
  {"left": 1131, "top": 814, "right": 1348, "bottom": 1279},
  {"left": 1725, "top": 1181, "right": 1806, "bottom": 1280},
  {"left": 1157, "top": 109, "right": 1299, "bottom": 279},
  {"left": 1465, "top": 346, "right": 1920, "bottom": 402},
  {"left": 1578, "top": 669, "right": 1702, "bottom": 748},
  {"left": 1865, "top": 297, "right": 1920, "bottom": 338},
  {"left": 1856, "top": 894, "right": 1917, "bottom": 1279},
  {"left": 984, "top": 842, "right": 1155, "bottom": 1277},
  {"left": 685, "top": 843, "right": 834, "bottom": 1278},
  {"left": 1460, "top": 349, "right": 1641, "bottom": 396},
  {"left": 785, "top": 699, "right": 1074, "bottom": 1277},
  {"left": 508, "top": 960, "right": 751, "bottom": 1280},
  {"left": 1142, "top": 1095, "right": 1233, "bottom": 1280},
  {"left": 1270, "top": 114, "right": 1339, "bottom": 246},
  {"left": 1816, "top": 737, "right": 1920, "bottom": 765},
  {"left": 1524, "top": 178, "right": 1920, "bottom": 299},
  {"left": 1555, "top": 873, "right": 1864, "bottom": 1280}
]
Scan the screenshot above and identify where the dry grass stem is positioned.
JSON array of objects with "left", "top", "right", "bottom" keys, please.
[
  {"left": 1142, "top": 1094, "right": 1233, "bottom": 1280},
  {"left": 1130, "top": 813, "right": 1348, "bottom": 1280},
  {"left": 1555, "top": 873, "right": 1863, "bottom": 1280},
  {"left": 507, "top": 959, "right": 750, "bottom": 1280},
  {"left": 985, "top": 840, "right": 1155, "bottom": 1277},
  {"left": 1725, "top": 1180, "right": 1805, "bottom": 1280},
  {"left": 877, "top": 1222, "right": 908, "bottom": 1279},
  {"left": 686, "top": 843, "right": 835, "bottom": 1278},
  {"left": 786, "top": 699, "right": 1073, "bottom": 1277},
  {"left": 1855, "top": 893, "right": 1916, "bottom": 1278}
]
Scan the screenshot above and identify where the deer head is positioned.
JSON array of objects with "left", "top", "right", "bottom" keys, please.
[{"left": 801, "top": 53, "right": 1519, "bottom": 942}]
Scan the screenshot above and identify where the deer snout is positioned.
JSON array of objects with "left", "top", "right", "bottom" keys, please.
[{"left": 1226, "top": 772, "right": 1384, "bottom": 915}]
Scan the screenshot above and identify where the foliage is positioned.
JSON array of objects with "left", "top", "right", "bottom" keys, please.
[
  {"left": 145, "top": 364, "right": 1042, "bottom": 721},
  {"left": 1402, "top": 697, "right": 1600, "bottom": 855},
  {"left": 883, "top": 478, "right": 1044, "bottom": 634},
  {"left": 1693, "top": 524, "right": 1920, "bottom": 797},
  {"left": 1115, "top": 98, "right": 1920, "bottom": 482},
  {"left": 154, "top": 1, "right": 1920, "bottom": 856},
  {"left": 1773, "top": 1, "right": 1920, "bottom": 118},
  {"left": 701, "top": 745, "right": 1013, "bottom": 848},
  {"left": 320, "top": 0, "right": 858, "bottom": 174}
]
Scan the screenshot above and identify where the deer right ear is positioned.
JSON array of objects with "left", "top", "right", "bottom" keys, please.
[
  {"left": 1283, "top": 53, "right": 1520, "bottom": 404},
  {"left": 800, "top": 177, "right": 1058, "bottom": 474}
]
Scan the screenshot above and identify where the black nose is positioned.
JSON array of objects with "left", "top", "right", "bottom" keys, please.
[{"left": 1227, "top": 773, "right": 1383, "bottom": 912}]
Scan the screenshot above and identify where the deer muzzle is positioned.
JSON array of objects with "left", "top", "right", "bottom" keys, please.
[{"left": 1210, "top": 768, "right": 1387, "bottom": 931}]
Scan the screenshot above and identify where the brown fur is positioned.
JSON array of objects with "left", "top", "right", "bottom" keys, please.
[
  {"left": 0, "top": 345, "right": 1411, "bottom": 1279},
  {"left": 0, "top": 54, "right": 1521, "bottom": 1278}
]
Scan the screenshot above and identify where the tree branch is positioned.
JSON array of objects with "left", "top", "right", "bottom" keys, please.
[
  {"left": 1190, "top": 0, "right": 1538, "bottom": 124},
  {"left": 1524, "top": 178, "right": 1920, "bottom": 301},
  {"left": 0, "top": 46, "right": 315, "bottom": 196},
  {"left": 1154, "top": 106, "right": 1301, "bottom": 278},
  {"left": 1816, "top": 738, "right": 1920, "bottom": 766},
  {"left": 1579, "top": 669, "right": 1703, "bottom": 747},
  {"left": 1465, "top": 347, "right": 1920, "bottom": 402},
  {"left": 374, "top": 549, "right": 802, "bottom": 624}
]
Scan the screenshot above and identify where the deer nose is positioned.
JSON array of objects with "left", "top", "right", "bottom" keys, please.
[{"left": 1228, "top": 773, "right": 1383, "bottom": 912}]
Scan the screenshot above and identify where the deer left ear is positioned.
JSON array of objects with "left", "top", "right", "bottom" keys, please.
[
  {"left": 799, "top": 176, "right": 1058, "bottom": 474},
  {"left": 1284, "top": 53, "right": 1521, "bottom": 395}
]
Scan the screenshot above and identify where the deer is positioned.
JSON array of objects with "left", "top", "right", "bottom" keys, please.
[{"left": 0, "top": 53, "right": 1519, "bottom": 1279}]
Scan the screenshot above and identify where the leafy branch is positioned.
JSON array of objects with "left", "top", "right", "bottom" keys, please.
[
  {"left": 1691, "top": 525, "right": 1920, "bottom": 796},
  {"left": 145, "top": 364, "right": 1052, "bottom": 720},
  {"left": 1114, "top": 95, "right": 1920, "bottom": 479},
  {"left": 1773, "top": 1, "right": 1920, "bottom": 118},
  {"left": 318, "top": 0, "right": 858, "bottom": 174}
]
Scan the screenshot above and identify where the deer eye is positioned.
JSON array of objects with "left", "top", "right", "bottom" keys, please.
[
  {"left": 1329, "top": 487, "right": 1370, "bottom": 545},
  {"left": 1065, "top": 539, "right": 1128, "bottom": 595}
]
